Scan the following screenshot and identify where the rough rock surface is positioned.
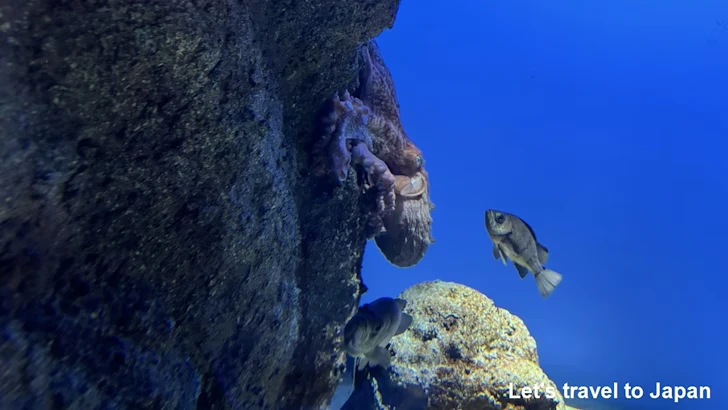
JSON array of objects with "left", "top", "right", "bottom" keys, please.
[
  {"left": 343, "top": 281, "right": 567, "bottom": 410},
  {"left": 0, "top": 0, "right": 400, "bottom": 408}
]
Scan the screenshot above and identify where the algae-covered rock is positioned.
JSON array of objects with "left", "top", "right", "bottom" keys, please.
[
  {"left": 0, "top": 0, "right": 400, "bottom": 408},
  {"left": 344, "top": 280, "right": 566, "bottom": 410}
]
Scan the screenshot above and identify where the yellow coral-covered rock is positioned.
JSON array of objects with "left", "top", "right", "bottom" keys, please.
[{"left": 385, "top": 280, "right": 567, "bottom": 410}]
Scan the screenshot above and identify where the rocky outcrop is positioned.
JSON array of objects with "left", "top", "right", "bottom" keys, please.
[
  {"left": 0, "top": 0, "right": 400, "bottom": 408},
  {"left": 343, "top": 281, "right": 567, "bottom": 410}
]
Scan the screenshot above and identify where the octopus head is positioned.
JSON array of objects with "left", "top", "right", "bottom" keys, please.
[{"left": 358, "top": 40, "right": 401, "bottom": 121}]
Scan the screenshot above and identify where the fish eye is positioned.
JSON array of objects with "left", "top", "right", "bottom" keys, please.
[
  {"left": 495, "top": 214, "right": 505, "bottom": 224},
  {"left": 416, "top": 155, "right": 423, "bottom": 167},
  {"left": 374, "top": 323, "right": 383, "bottom": 332}
]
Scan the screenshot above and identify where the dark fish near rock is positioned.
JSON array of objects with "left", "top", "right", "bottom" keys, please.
[
  {"left": 344, "top": 297, "right": 413, "bottom": 374},
  {"left": 484, "top": 209, "right": 563, "bottom": 298}
]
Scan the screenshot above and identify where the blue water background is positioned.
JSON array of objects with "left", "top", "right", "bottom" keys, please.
[{"left": 358, "top": 1, "right": 728, "bottom": 409}]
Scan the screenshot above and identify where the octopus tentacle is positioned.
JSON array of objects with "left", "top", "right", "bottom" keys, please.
[
  {"left": 314, "top": 89, "right": 398, "bottom": 238},
  {"left": 350, "top": 140, "right": 396, "bottom": 220},
  {"left": 317, "top": 92, "right": 372, "bottom": 181}
]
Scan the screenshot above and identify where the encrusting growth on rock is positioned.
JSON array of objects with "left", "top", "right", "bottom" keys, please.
[
  {"left": 314, "top": 40, "right": 435, "bottom": 268},
  {"left": 344, "top": 280, "right": 569, "bottom": 410}
]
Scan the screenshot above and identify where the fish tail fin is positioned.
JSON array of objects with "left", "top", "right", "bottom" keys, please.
[{"left": 535, "top": 269, "right": 562, "bottom": 298}]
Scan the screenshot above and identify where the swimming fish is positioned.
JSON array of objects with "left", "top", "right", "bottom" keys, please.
[
  {"left": 344, "top": 297, "right": 413, "bottom": 374},
  {"left": 484, "top": 209, "right": 563, "bottom": 298}
]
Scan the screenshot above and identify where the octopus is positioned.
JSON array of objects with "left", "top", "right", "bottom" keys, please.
[{"left": 314, "top": 40, "right": 435, "bottom": 268}]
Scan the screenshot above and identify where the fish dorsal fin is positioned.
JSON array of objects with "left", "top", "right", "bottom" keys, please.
[
  {"left": 537, "top": 243, "right": 549, "bottom": 264},
  {"left": 394, "top": 298, "right": 407, "bottom": 311},
  {"left": 515, "top": 217, "right": 550, "bottom": 263},
  {"left": 514, "top": 263, "right": 529, "bottom": 279},
  {"left": 395, "top": 313, "right": 413, "bottom": 336},
  {"left": 357, "top": 304, "right": 375, "bottom": 321}
]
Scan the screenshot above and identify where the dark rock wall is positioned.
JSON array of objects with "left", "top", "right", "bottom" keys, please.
[{"left": 0, "top": 0, "right": 399, "bottom": 408}]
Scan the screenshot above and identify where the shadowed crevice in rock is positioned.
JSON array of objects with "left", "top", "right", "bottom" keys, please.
[
  {"left": 342, "top": 364, "right": 428, "bottom": 410},
  {"left": 0, "top": 0, "right": 401, "bottom": 408}
]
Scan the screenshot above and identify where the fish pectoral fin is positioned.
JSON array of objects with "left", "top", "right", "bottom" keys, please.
[
  {"left": 492, "top": 244, "right": 509, "bottom": 265},
  {"left": 395, "top": 313, "right": 413, "bottom": 336},
  {"left": 351, "top": 357, "right": 361, "bottom": 390},
  {"left": 352, "top": 357, "right": 370, "bottom": 390},
  {"left": 492, "top": 244, "right": 501, "bottom": 260},
  {"left": 358, "top": 304, "right": 373, "bottom": 316},
  {"left": 367, "top": 346, "right": 392, "bottom": 368},
  {"left": 352, "top": 367, "right": 358, "bottom": 391},
  {"left": 351, "top": 362, "right": 356, "bottom": 391},
  {"left": 356, "top": 356, "right": 370, "bottom": 371},
  {"left": 514, "top": 263, "right": 529, "bottom": 279},
  {"left": 537, "top": 243, "right": 549, "bottom": 264},
  {"left": 498, "top": 245, "right": 508, "bottom": 265}
]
